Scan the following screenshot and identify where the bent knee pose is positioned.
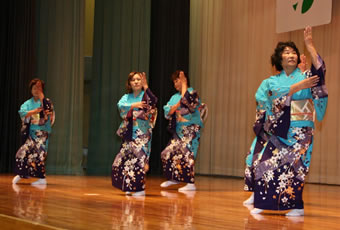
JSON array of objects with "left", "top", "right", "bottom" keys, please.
[
  {"left": 13, "top": 78, "right": 55, "bottom": 186},
  {"left": 160, "top": 70, "right": 204, "bottom": 192},
  {"left": 112, "top": 72, "right": 157, "bottom": 196},
  {"left": 244, "top": 26, "right": 328, "bottom": 216}
]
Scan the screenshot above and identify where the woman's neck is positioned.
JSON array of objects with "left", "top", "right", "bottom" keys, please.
[
  {"left": 133, "top": 89, "right": 142, "bottom": 97},
  {"left": 283, "top": 66, "right": 296, "bottom": 76}
]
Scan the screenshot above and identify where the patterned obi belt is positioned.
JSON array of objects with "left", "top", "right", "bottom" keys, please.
[{"left": 291, "top": 99, "right": 315, "bottom": 121}]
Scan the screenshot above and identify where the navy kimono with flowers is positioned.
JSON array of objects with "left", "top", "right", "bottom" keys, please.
[
  {"left": 244, "top": 55, "right": 328, "bottom": 210},
  {"left": 112, "top": 88, "right": 157, "bottom": 192}
]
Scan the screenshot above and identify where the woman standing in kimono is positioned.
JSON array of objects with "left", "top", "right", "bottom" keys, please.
[
  {"left": 12, "top": 78, "right": 55, "bottom": 185},
  {"left": 160, "top": 70, "right": 203, "bottom": 191},
  {"left": 244, "top": 26, "right": 328, "bottom": 216},
  {"left": 112, "top": 72, "right": 157, "bottom": 196}
]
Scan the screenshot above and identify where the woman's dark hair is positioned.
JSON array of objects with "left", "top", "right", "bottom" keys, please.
[
  {"left": 171, "top": 70, "right": 190, "bottom": 87},
  {"left": 126, "top": 71, "right": 141, "bottom": 93},
  {"left": 29, "top": 78, "right": 45, "bottom": 92},
  {"left": 271, "top": 41, "right": 301, "bottom": 71}
]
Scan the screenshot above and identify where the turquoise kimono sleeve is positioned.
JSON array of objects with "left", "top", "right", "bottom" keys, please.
[
  {"left": 314, "top": 97, "right": 327, "bottom": 121},
  {"left": 117, "top": 94, "right": 132, "bottom": 119},
  {"left": 163, "top": 94, "right": 180, "bottom": 120},
  {"left": 256, "top": 78, "right": 291, "bottom": 139},
  {"left": 253, "top": 80, "right": 270, "bottom": 136},
  {"left": 18, "top": 100, "right": 30, "bottom": 118},
  {"left": 255, "top": 79, "right": 270, "bottom": 111}
]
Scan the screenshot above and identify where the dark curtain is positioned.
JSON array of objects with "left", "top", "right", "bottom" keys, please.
[
  {"left": 87, "top": 0, "right": 151, "bottom": 175},
  {"left": 0, "top": 0, "right": 37, "bottom": 173},
  {"left": 148, "top": 0, "right": 190, "bottom": 174},
  {"left": 35, "top": 0, "right": 84, "bottom": 175}
]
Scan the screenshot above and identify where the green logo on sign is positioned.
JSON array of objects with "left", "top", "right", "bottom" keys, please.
[{"left": 293, "top": 0, "right": 314, "bottom": 14}]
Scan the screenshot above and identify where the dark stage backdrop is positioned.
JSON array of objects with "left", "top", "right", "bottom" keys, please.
[
  {"left": 148, "top": 0, "right": 190, "bottom": 174},
  {"left": 0, "top": 0, "right": 189, "bottom": 176},
  {"left": 87, "top": 0, "right": 152, "bottom": 175},
  {"left": 87, "top": 0, "right": 189, "bottom": 176},
  {"left": 0, "top": 0, "right": 37, "bottom": 173}
]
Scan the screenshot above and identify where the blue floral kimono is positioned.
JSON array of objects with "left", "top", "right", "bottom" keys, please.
[
  {"left": 161, "top": 87, "right": 203, "bottom": 184},
  {"left": 244, "top": 55, "right": 328, "bottom": 210},
  {"left": 15, "top": 97, "right": 54, "bottom": 179},
  {"left": 112, "top": 88, "right": 158, "bottom": 192}
]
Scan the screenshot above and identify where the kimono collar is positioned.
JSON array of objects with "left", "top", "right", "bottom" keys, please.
[
  {"left": 280, "top": 67, "right": 302, "bottom": 78},
  {"left": 132, "top": 90, "right": 144, "bottom": 98}
]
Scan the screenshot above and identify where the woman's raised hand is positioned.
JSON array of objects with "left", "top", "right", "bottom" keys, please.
[
  {"left": 304, "top": 26, "right": 313, "bottom": 48},
  {"left": 298, "top": 54, "right": 307, "bottom": 72},
  {"left": 179, "top": 71, "right": 187, "bottom": 96},
  {"left": 304, "top": 26, "right": 319, "bottom": 67},
  {"left": 141, "top": 72, "right": 148, "bottom": 90}
]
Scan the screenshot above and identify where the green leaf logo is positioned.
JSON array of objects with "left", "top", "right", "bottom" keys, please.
[{"left": 292, "top": 0, "right": 314, "bottom": 14}]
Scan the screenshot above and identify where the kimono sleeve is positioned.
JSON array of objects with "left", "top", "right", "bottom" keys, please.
[
  {"left": 39, "top": 98, "right": 55, "bottom": 126},
  {"left": 310, "top": 55, "right": 328, "bottom": 121},
  {"left": 142, "top": 88, "right": 158, "bottom": 128},
  {"left": 256, "top": 78, "right": 291, "bottom": 139},
  {"left": 181, "top": 89, "right": 200, "bottom": 113},
  {"left": 44, "top": 98, "right": 55, "bottom": 125},
  {"left": 117, "top": 94, "right": 132, "bottom": 119},
  {"left": 253, "top": 80, "right": 269, "bottom": 136},
  {"left": 143, "top": 88, "right": 158, "bottom": 107},
  {"left": 18, "top": 100, "right": 30, "bottom": 118},
  {"left": 163, "top": 94, "right": 178, "bottom": 120}
]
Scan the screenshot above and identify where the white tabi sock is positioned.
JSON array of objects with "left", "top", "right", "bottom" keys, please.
[
  {"left": 31, "top": 178, "right": 47, "bottom": 185},
  {"left": 286, "top": 209, "right": 304, "bottom": 216},
  {"left": 243, "top": 192, "right": 254, "bottom": 205},
  {"left": 250, "top": 208, "right": 264, "bottom": 214},
  {"left": 160, "top": 180, "right": 179, "bottom": 188},
  {"left": 12, "top": 175, "right": 21, "bottom": 184},
  {"left": 178, "top": 183, "right": 196, "bottom": 191}
]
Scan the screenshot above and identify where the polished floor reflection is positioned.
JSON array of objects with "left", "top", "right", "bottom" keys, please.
[{"left": 0, "top": 175, "right": 339, "bottom": 229}]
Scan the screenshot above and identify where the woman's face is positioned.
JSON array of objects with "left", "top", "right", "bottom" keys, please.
[
  {"left": 173, "top": 78, "right": 182, "bottom": 92},
  {"left": 31, "top": 83, "right": 41, "bottom": 97},
  {"left": 130, "top": 74, "right": 142, "bottom": 92},
  {"left": 281, "top": 46, "right": 298, "bottom": 70}
]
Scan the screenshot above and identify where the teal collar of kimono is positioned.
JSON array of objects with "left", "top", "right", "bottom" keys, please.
[
  {"left": 132, "top": 90, "right": 144, "bottom": 98},
  {"left": 280, "top": 67, "right": 302, "bottom": 78},
  {"left": 176, "top": 87, "right": 194, "bottom": 95},
  {"left": 31, "top": 97, "right": 41, "bottom": 103}
]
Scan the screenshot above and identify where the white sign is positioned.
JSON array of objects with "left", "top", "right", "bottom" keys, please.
[{"left": 276, "top": 0, "right": 332, "bottom": 33}]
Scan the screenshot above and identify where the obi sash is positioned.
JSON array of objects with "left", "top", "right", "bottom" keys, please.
[{"left": 291, "top": 99, "right": 315, "bottom": 121}]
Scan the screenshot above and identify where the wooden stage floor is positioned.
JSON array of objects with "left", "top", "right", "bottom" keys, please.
[{"left": 0, "top": 175, "right": 339, "bottom": 230}]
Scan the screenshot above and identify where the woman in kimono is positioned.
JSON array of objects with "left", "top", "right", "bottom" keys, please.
[
  {"left": 243, "top": 26, "right": 328, "bottom": 216},
  {"left": 112, "top": 72, "right": 158, "bottom": 196},
  {"left": 160, "top": 70, "right": 203, "bottom": 191},
  {"left": 12, "top": 78, "right": 55, "bottom": 185}
]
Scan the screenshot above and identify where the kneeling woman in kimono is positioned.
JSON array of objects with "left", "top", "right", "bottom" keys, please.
[
  {"left": 12, "top": 78, "right": 55, "bottom": 185},
  {"left": 112, "top": 72, "right": 158, "bottom": 196},
  {"left": 243, "top": 26, "right": 328, "bottom": 216},
  {"left": 160, "top": 70, "right": 203, "bottom": 191}
]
